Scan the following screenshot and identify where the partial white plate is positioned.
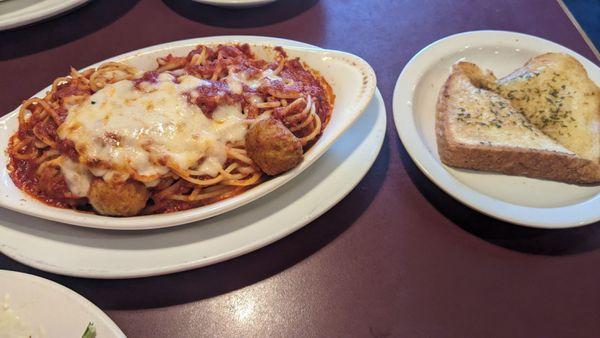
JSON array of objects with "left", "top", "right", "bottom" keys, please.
[
  {"left": 0, "top": 86, "right": 385, "bottom": 279},
  {"left": 0, "top": 36, "right": 376, "bottom": 230},
  {"left": 393, "top": 30, "right": 600, "bottom": 229},
  {"left": 0, "top": 270, "right": 124, "bottom": 336},
  {"left": 191, "top": 0, "right": 277, "bottom": 8},
  {"left": 0, "top": 0, "right": 90, "bottom": 31}
]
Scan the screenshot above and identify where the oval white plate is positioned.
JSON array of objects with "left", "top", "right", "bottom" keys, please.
[
  {"left": 393, "top": 30, "right": 600, "bottom": 229},
  {"left": 0, "top": 36, "right": 376, "bottom": 230},
  {"left": 0, "top": 270, "right": 124, "bottom": 336},
  {"left": 191, "top": 0, "right": 277, "bottom": 8},
  {"left": 0, "top": 0, "right": 90, "bottom": 31},
  {"left": 0, "top": 56, "right": 386, "bottom": 279}
]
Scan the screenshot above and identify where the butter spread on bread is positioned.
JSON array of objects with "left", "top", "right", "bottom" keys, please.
[
  {"left": 436, "top": 61, "right": 600, "bottom": 184},
  {"left": 496, "top": 53, "right": 600, "bottom": 163}
]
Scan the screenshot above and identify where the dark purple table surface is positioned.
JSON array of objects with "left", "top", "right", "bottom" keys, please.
[{"left": 1, "top": 1, "right": 599, "bottom": 337}]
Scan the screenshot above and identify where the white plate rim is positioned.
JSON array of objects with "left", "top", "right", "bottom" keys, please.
[
  {"left": 0, "top": 0, "right": 90, "bottom": 31},
  {"left": 0, "top": 269, "right": 124, "bottom": 336},
  {"left": 393, "top": 30, "right": 600, "bottom": 229},
  {"left": 0, "top": 35, "right": 377, "bottom": 230},
  {"left": 0, "top": 37, "right": 386, "bottom": 279}
]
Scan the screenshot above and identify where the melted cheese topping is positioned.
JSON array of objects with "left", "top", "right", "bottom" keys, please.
[
  {"left": 58, "top": 73, "right": 248, "bottom": 184},
  {"left": 225, "top": 67, "right": 277, "bottom": 95},
  {"left": 58, "top": 157, "right": 92, "bottom": 197}
]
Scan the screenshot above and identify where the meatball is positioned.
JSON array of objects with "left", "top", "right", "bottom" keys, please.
[
  {"left": 37, "top": 163, "right": 72, "bottom": 200},
  {"left": 88, "top": 178, "right": 149, "bottom": 216},
  {"left": 246, "top": 118, "right": 303, "bottom": 175}
]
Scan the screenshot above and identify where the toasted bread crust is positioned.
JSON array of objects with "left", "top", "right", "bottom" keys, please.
[{"left": 436, "top": 64, "right": 600, "bottom": 185}]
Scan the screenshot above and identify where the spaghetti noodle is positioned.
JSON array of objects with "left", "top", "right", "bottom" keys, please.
[{"left": 7, "top": 44, "right": 334, "bottom": 216}]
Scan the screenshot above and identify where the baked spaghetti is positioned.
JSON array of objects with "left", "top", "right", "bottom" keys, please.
[{"left": 7, "top": 44, "right": 334, "bottom": 216}]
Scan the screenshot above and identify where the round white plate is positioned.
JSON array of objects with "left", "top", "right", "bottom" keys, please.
[
  {"left": 393, "top": 30, "right": 600, "bottom": 229},
  {"left": 0, "top": 36, "right": 376, "bottom": 230},
  {"left": 0, "top": 38, "right": 386, "bottom": 278},
  {"left": 0, "top": 0, "right": 90, "bottom": 31},
  {"left": 191, "top": 0, "right": 277, "bottom": 8},
  {"left": 0, "top": 270, "right": 124, "bottom": 337}
]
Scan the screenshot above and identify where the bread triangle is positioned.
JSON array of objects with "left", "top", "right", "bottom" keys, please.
[
  {"left": 495, "top": 53, "right": 600, "bottom": 163},
  {"left": 436, "top": 61, "right": 600, "bottom": 184}
]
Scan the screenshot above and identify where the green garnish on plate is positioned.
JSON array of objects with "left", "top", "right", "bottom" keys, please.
[{"left": 82, "top": 322, "right": 96, "bottom": 338}]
